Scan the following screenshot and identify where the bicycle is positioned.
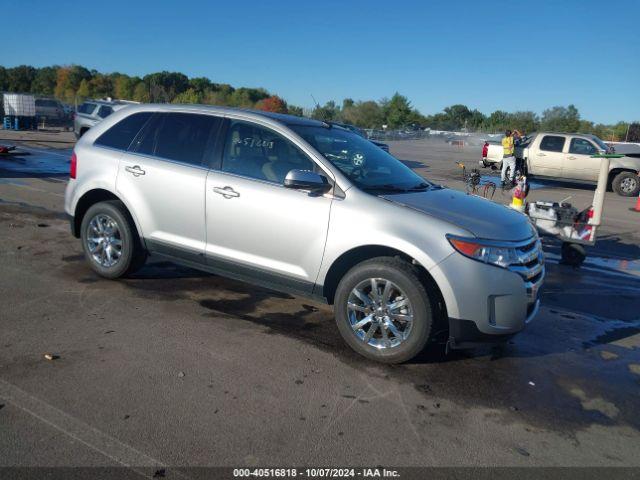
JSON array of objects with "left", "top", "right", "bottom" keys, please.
[{"left": 456, "top": 162, "right": 496, "bottom": 199}]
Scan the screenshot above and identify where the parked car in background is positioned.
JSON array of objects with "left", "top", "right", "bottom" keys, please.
[
  {"left": 519, "top": 133, "right": 640, "bottom": 196},
  {"left": 65, "top": 105, "right": 543, "bottom": 363},
  {"left": 35, "top": 98, "right": 66, "bottom": 125},
  {"left": 74, "top": 99, "right": 137, "bottom": 138},
  {"left": 481, "top": 132, "right": 640, "bottom": 196},
  {"left": 329, "top": 122, "right": 391, "bottom": 153},
  {"left": 481, "top": 140, "right": 504, "bottom": 168}
]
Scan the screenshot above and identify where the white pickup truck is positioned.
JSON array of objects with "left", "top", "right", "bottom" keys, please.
[{"left": 482, "top": 132, "right": 640, "bottom": 196}]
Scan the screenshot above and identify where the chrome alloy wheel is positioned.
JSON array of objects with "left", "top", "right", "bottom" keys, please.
[
  {"left": 347, "top": 278, "right": 414, "bottom": 349},
  {"left": 86, "top": 214, "right": 123, "bottom": 268},
  {"left": 620, "top": 176, "right": 638, "bottom": 194}
]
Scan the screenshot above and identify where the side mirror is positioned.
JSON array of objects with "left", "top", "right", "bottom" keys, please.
[{"left": 284, "top": 169, "right": 331, "bottom": 193}]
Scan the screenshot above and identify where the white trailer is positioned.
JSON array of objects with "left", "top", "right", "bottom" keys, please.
[{"left": 3, "top": 93, "right": 36, "bottom": 117}]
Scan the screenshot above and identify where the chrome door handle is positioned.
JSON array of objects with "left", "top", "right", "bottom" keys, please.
[
  {"left": 567, "top": 156, "right": 576, "bottom": 160},
  {"left": 537, "top": 153, "right": 546, "bottom": 157},
  {"left": 125, "top": 165, "right": 145, "bottom": 177},
  {"left": 213, "top": 186, "right": 240, "bottom": 199}
]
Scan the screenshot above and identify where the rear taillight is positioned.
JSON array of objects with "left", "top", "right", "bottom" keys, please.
[{"left": 70, "top": 151, "right": 77, "bottom": 179}]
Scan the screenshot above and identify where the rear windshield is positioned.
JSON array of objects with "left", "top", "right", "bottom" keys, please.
[
  {"left": 35, "top": 99, "right": 59, "bottom": 107},
  {"left": 78, "top": 102, "right": 97, "bottom": 114}
]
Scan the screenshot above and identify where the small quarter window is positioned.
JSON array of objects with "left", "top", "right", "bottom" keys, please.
[{"left": 94, "top": 112, "right": 153, "bottom": 151}]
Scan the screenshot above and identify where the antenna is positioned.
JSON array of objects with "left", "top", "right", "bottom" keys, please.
[{"left": 310, "top": 93, "right": 331, "bottom": 127}]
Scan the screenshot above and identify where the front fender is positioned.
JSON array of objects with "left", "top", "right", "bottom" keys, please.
[{"left": 610, "top": 157, "right": 640, "bottom": 172}]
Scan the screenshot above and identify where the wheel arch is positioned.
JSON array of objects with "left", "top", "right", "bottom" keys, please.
[
  {"left": 73, "top": 189, "right": 145, "bottom": 247},
  {"left": 609, "top": 167, "right": 638, "bottom": 179},
  {"left": 320, "top": 245, "right": 449, "bottom": 335}
]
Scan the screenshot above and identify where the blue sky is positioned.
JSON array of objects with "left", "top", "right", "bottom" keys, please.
[{"left": 4, "top": 0, "right": 639, "bottom": 123}]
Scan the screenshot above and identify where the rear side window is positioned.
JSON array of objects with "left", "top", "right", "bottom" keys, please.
[
  {"left": 569, "top": 138, "right": 597, "bottom": 155},
  {"left": 78, "top": 102, "right": 97, "bottom": 114},
  {"left": 97, "top": 106, "right": 114, "bottom": 118},
  {"left": 135, "top": 113, "right": 221, "bottom": 166},
  {"left": 540, "top": 135, "right": 565, "bottom": 153},
  {"left": 94, "top": 112, "right": 153, "bottom": 151}
]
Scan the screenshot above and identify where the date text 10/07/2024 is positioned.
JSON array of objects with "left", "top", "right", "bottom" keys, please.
[{"left": 232, "top": 468, "right": 401, "bottom": 478}]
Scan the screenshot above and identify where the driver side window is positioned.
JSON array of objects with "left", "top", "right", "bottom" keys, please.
[
  {"left": 222, "top": 121, "right": 314, "bottom": 183},
  {"left": 569, "top": 138, "right": 597, "bottom": 156}
]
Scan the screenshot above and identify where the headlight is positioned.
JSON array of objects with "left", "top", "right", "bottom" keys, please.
[{"left": 447, "top": 235, "right": 521, "bottom": 268}]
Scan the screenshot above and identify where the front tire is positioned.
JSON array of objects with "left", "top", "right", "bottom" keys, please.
[
  {"left": 611, "top": 171, "right": 640, "bottom": 197},
  {"left": 334, "top": 257, "right": 434, "bottom": 364},
  {"left": 560, "top": 242, "right": 586, "bottom": 267},
  {"left": 80, "top": 200, "right": 146, "bottom": 278}
]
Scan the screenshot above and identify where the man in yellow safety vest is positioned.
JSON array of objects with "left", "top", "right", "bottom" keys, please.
[{"left": 501, "top": 129, "right": 516, "bottom": 185}]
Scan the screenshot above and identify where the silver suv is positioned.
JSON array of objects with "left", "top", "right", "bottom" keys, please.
[{"left": 64, "top": 104, "right": 544, "bottom": 363}]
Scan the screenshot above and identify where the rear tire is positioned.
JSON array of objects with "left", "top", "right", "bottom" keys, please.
[
  {"left": 611, "top": 171, "right": 640, "bottom": 197},
  {"left": 334, "top": 257, "right": 434, "bottom": 364},
  {"left": 80, "top": 200, "right": 146, "bottom": 278}
]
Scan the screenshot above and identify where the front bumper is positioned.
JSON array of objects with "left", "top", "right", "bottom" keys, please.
[
  {"left": 429, "top": 239, "right": 544, "bottom": 346},
  {"left": 447, "top": 299, "right": 540, "bottom": 349}
]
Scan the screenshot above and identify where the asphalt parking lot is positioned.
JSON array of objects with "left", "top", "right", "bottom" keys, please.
[{"left": 1, "top": 132, "right": 639, "bottom": 471}]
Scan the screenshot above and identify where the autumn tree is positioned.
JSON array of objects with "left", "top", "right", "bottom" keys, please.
[{"left": 256, "top": 95, "right": 288, "bottom": 113}]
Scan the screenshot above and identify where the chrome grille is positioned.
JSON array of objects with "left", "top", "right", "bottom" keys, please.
[{"left": 508, "top": 238, "right": 545, "bottom": 304}]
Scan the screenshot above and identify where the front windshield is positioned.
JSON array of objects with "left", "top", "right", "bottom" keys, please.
[{"left": 291, "top": 125, "right": 431, "bottom": 192}]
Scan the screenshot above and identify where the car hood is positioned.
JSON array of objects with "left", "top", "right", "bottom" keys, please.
[{"left": 382, "top": 187, "right": 535, "bottom": 241}]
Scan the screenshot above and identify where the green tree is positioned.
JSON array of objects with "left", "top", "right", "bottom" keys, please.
[
  {"left": 114, "top": 75, "right": 136, "bottom": 99},
  {"left": 0, "top": 66, "right": 7, "bottom": 91},
  {"left": 143, "top": 71, "right": 189, "bottom": 101},
  {"left": 76, "top": 79, "right": 90, "bottom": 100},
  {"left": 287, "top": 104, "right": 304, "bottom": 117},
  {"left": 311, "top": 100, "right": 341, "bottom": 122},
  {"left": 384, "top": 93, "right": 413, "bottom": 128},
  {"left": 172, "top": 88, "right": 202, "bottom": 104},
  {"left": 189, "top": 77, "right": 212, "bottom": 94},
  {"left": 6, "top": 65, "right": 37, "bottom": 92},
  {"left": 484, "top": 110, "right": 510, "bottom": 132},
  {"left": 627, "top": 123, "right": 640, "bottom": 142},
  {"left": 540, "top": 105, "right": 580, "bottom": 132},
  {"left": 508, "top": 111, "right": 538, "bottom": 134},
  {"left": 443, "top": 104, "right": 472, "bottom": 130},
  {"left": 132, "top": 82, "right": 150, "bottom": 103},
  {"left": 342, "top": 100, "right": 383, "bottom": 128},
  {"left": 88, "top": 74, "right": 114, "bottom": 98},
  {"left": 31, "top": 66, "right": 58, "bottom": 95}
]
